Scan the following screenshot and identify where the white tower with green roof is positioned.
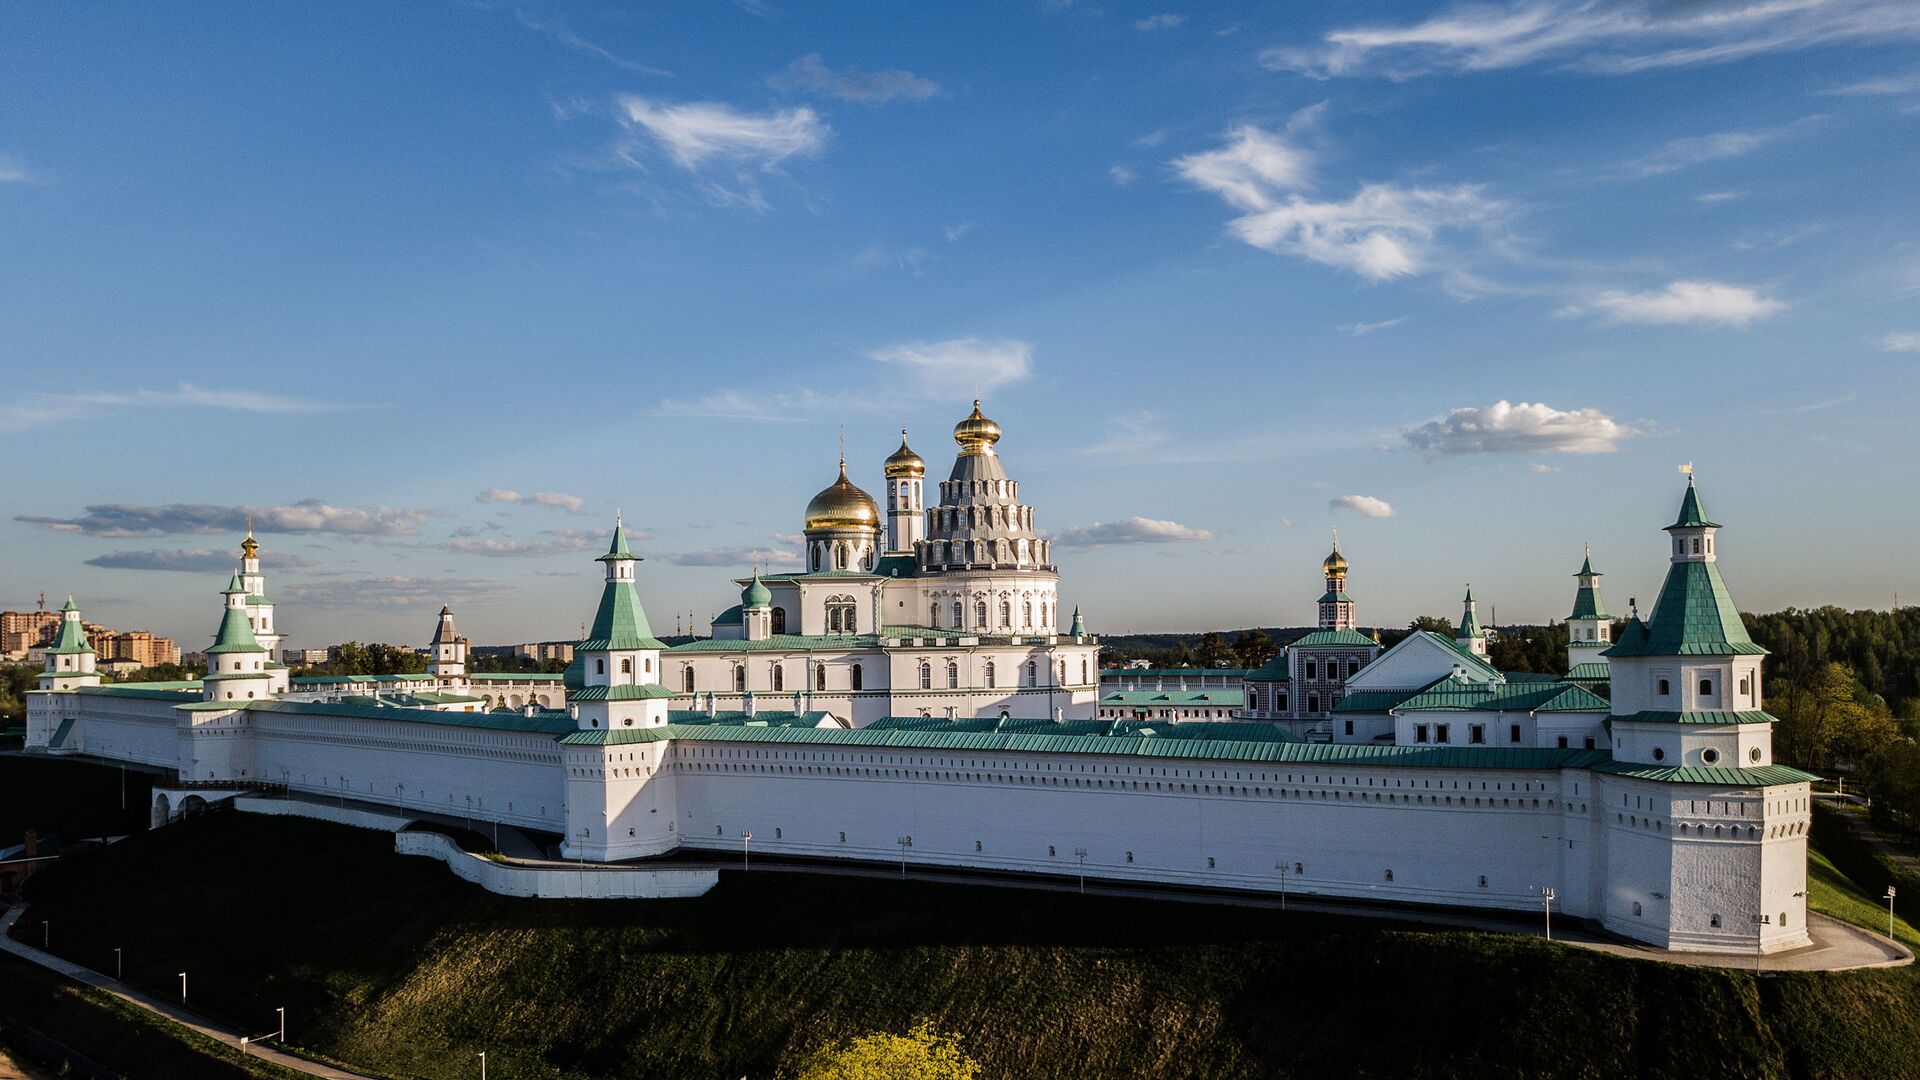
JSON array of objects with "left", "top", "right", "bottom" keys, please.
[
  {"left": 1317, "top": 533, "right": 1355, "bottom": 631},
  {"left": 204, "top": 571, "right": 284, "bottom": 700},
  {"left": 428, "top": 605, "right": 468, "bottom": 684},
  {"left": 571, "top": 518, "right": 673, "bottom": 732},
  {"left": 236, "top": 520, "right": 282, "bottom": 657},
  {"left": 1567, "top": 547, "right": 1611, "bottom": 674},
  {"left": 1455, "top": 584, "right": 1487, "bottom": 658},
  {"left": 740, "top": 568, "right": 773, "bottom": 642},
  {"left": 38, "top": 596, "right": 100, "bottom": 691}
]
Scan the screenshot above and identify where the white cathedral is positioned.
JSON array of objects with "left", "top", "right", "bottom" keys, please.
[{"left": 26, "top": 402, "right": 1815, "bottom": 955}]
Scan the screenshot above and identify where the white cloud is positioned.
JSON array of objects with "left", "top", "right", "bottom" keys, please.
[
  {"left": 1880, "top": 331, "right": 1920, "bottom": 352},
  {"left": 1826, "top": 69, "right": 1920, "bottom": 96},
  {"left": 512, "top": 9, "right": 670, "bottom": 75},
  {"left": 943, "top": 222, "right": 976, "bottom": 242},
  {"left": 1174, "top": 126, "right": 1500, "bottom": 282},
  {"left": 447, "top": 528, "right": 621, "bottom": 558},
  {"left": 0, "top": 156, "right": 26, "bottom": 183},
  {"left": 1263, "top": 0, "right": 1920, "bottom": 79},
  {"left": 280, "top": 576, "right": 515, "bottom": 609},
  {"left": 17, "top": 500, "right": 438, "bottom": 538},
  {"left": 1108, "top": 164, "right": 1137, "bottom": 186},
  {"left": 769, "top": 54, "right": 940, "bottom": 103},
  {"left": 642, "top": 388, "right": 827, "bottom": 422},
  {"left": 1083, "top": 412, "right": 1173, "bottom": 457},
  {"left": 1575, "top": 280, "right": 1784, "bottom": 327},
  {"left": 1695, "top": 190, "right": 1744, "bottom": 203},
  {"left": 1135, "top": 13, "right": 1186, "bottom": 31},
  {"left": 1341, "top": 317, "right": 1405, "bottom": 335},
  {"left": 1329, "top": 495, "right": 1395, "bottom": 518},
  {"left": 614, "top": 96, "right": 828, "bottom": 171},
  {"left": 1529, "top": 463, "right": 1562, "bottom": 474},
  {"left": 1172, "top": 126, "right": 1314, "bottom": 213},
  {"left": 1402, "top": 400, "right": 1643, "bottom": 456},
  {"left": 1629, "top": 129, "right": 1783, "bottom": 176},
  {"left": 475, "top": 489, "right": 587, "bottom": 514},
  {"left": 868, "top": 338, "right": 1032, "bottom": 400},
  {"left": 663, "top": 546, "right": 803, "bottom": 567},
  {"left": 85, "top": 548, "right": 319, "bottom": 572},
  {"left": 0, "top": 383, "right": 358, "bottom": 433},
  {"left": 1054, "top": 517, "right": 1215, "bottom": 549}
]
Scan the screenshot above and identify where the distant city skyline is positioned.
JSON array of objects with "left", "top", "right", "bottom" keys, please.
[{"left": 3, "top": 1, "right": 1916, "bottom": 649}]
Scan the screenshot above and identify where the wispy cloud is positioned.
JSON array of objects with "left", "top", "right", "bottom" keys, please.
[
  {"left": 662, "top": 546, "right": 802, "bottom": 567},
  {"left": 1341, "top": 317, "right": 1405, "bottom": 335},
  {"left": 1402, "top": 400, "right": 1643, "bottom": 456},
  {"left": 1695, "top": 190, "right": 1744, "bottom": 203},
  {"left": 643, "top": 389, "right": 828, "bottom": 422},
  {"left": 0, "top": 156, "right": 27, "bottom": 183},
  {"left": 447, "top": 528, "right": 619, "bottom": 558},
  {"left": 1083, "top": 412, "right": 1173, "bottom": 457},
  {"left": 17, "top": 500, "right": 438, "bottom": 538},
  {"left": 1263, "top": 0, "right": 1920, "bottom": 79},
  {"left": 1825, "top": 68, "right": 1920, "bottom": 96},
  {"left": 943, "top": 222, "right": 976, "bottom": 242},
  {"left": 512, "top": 9, "right": 670, "bottom": 75},
  {"left": 1624, "top": 117, "right": 1822, "bottom": 177},
  {"left": 280, "top": 576, "right": 516, "bottom": 609},
  {"left": 1135, "top": 13, "right": 1186, "bottom": 31},
  {"left": 769, "top": 54, "right": 940, "bottom": 103},
  {"left": 0, "top": 383, "right": 361, "bottom": 433},
  {"left": 1329, "top": 495, "right": 1395, "bottom": 518},
  {"left": 1880, "top": 331, "right": 1920, "bottom": 352},
  {"left": 1529, "top": 463, "right": 1562, "bottom": 474},
  {"left": 475, "top": 489, "right": 587, "bottom": 514},
  {"left": 1174, "top": 125, "right": 1503, "bottom": 282},
  {"left": 1054, "top": 517, "right": 1215, "bottom": 549},
  {"left": 1788, "top": 392, "right": 1856, "bottom": 414},
  {"left": 84, "top": 549, "right": 319, "bottom": 573},
  {"left": 1108, "top": 164, "right": 1137, "bottom": 186},
  {"left": 869, "top": 338, "right": 1032, "bottom": 400},
  {"left": 615, "top": 96, "right": 827, "bottom": 170},
  {"left": 1570, "top": 280, "right": 1784, "bottom": 327}
]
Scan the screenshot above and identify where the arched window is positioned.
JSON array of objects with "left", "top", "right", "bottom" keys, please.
[
  {"left": 620, "top": 658, "right": 632, "bottom": 674},
  {"left": 947, "top": 662, "right": 959, "bottom": 689},
  {"left": 1691, "top": 537, "right": 1701, "bottom": 554},
  {"left": 734, "top": 665, "right": 746, "bottom": 692},
  {"left": 1699, "top": 678, "right": 1713, "bottom": 695},
  {"left": 595, "top": 658, "right": 605, "bottom": 674},
  {"left": 1023, "top": 600, "right": 1033, "bottom": 626},
  {"left": 851, "top": 664, "right": 863, "bottom": 691},
  {"left": 930, "top": 601, "right": 941, "bottom": 628},
  {"left": 1058, "top": 659, "right": 1067, "bottom": 684},
  {"left": 771, "top": 607, "right": 786, "bottom": 634},
  {"left": 953, "top": 601, "right": 964, "bottom": 628},
  {"left": 1081, "top": 658, "right": 1089, "bottom": 684},
  {"left": 985, "top": 661, "right": 996, "bottom": 688},
  {"left": 836, "top": 543, "right": 848, "bottom": 569},
  {"left": 919, "top": 662, "right": 932, "bottom": 689},
  {"left": 816, "top": 664, "right": 827, "bottom": 691},
  {"left": 1000, "top": 600, "right": 1011, "bottom": 628},
  {"left": 975, "top": 600, "right": 988, "bottom": 628},
  {"left": 1658, "top": 679, "right": 1671, "bottom": 696},
  {"left": 773, "top": 665, "right": 784, "bottom": 692},
  {"left": 682, "top": 666, "right": 695, "bottom": 693},
  {"left": 811, "top": 546, "right": 821, "bottom": 572},
  {"left": 1027, "top": 660, "right": 1037, "bottom": 686}
]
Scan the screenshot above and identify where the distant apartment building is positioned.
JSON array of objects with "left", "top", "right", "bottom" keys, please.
[
  {"left": 514, "top": 641, "right": 575, "bottom": 664},
  {"left": 283, "top": 648, "right": 330, "bottom": 667},
  {"left": 1, "top": 608, "right": 61, "bottom": 659},
  {"left": 101, "top": 631, "right": 179, "bottom": 668}
]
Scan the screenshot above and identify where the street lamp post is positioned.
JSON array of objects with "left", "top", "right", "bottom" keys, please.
[
  {"left": 1274, "top": 862, "right": 1289, "bottom": 911},
  {"left": 1537, "top": 887, "right": 1556, "bottom": 941},
  {"left": 1887, "top": 885, "right": 1899, "bottom": 941},
  {"left": 742, "top": 832, "right": 752, "bottom": 872},
  {"left": 897, "top": 836, "right": 912, "bottom": 878},
  {"left": 41, "top": 920, "right": 49, "bottom": 949},
  {"left": 1074, "top": 848, "right": 1088, "bottom": 894},
  {"left": 478, "top": 1051, "right": 487, "bottom": 1080},
  {"left": 1754, "top": 914, "right": 1771, "bottom": 975},
  {"left": 114, "top": 947, "right": 122, "bottom": 980},
  {"left": 178, "top": 972, "right": 188, "bottom": 1003},
  {"left": 277, "top": 1006, "right": 285, "bottom": 1043}
]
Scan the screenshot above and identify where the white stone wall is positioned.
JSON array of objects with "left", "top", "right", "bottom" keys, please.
[{"left": 398, "top": 831, "right": 717, "bottom": 899}]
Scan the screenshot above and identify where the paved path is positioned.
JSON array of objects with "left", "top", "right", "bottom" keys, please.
[{"left": 0, "top": 905, "right": 376, "bottom": 1079}]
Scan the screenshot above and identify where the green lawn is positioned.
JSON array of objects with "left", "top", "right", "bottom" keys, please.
[
  {"left": 4, "top": 809, "right": 1917, "bottom": 1080},
  {"left": 0, "top": 953, "right": 306, "bottom": 1080}
]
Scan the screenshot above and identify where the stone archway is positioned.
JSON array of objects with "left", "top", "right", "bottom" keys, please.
[
  {"left": 151, "top": 793, "right": 172, "bottom": 828},
  {"left": 178, "top": 795, "right": 209, "bottom": 819}
]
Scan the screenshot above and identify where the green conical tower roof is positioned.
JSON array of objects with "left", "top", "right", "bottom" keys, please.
[
  {"left": 1668, "top": 476, "right": 1719, "bottom": 530},
  {"left": 206, "top": 604, "right": 265, "bottom": 654},
  {"left": 596, "top": 517, "right": 637, "bottom": 562},
  {"left": 1458, "top": 586, "right": 1483, "bottom": 638},
  {"left": 224, "top": 571, "right": 246, "bottom": 594},
  {"left": 1069, "top": 605, "right": 1086, "bottom": 636},
  {"left": 47, "top": 596, "right": 94, "bottom": 655},
  {"left": 1570, "top": 548, "right": 1608, "bottom": 621}
]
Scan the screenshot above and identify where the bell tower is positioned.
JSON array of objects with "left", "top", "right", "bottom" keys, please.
[
  {"left": 1317, "top": 531, "right": 1355, "bottom": 630},
  {"left": 884, "top": 430, "right": 926, "bottom": 554},
  {"left": 1456, "top": 585, "right": 1487, "bottom": 657}
]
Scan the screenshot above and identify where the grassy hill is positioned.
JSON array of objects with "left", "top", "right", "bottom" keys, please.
[{"left": 7, "top": 807, "right": 1919, "bottom": 1080}]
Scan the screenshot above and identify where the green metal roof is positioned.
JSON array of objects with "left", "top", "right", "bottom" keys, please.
[
  {"left": 1611, "top": 709, "right": 1778, "bottom": 725},
  {"left": 874, "top": 554, "right": 919, "bottom": 578},
  {"left": 1316, "top": 592, "right": 1356, "bottom": 605},
  {"left": 569, "top": 683, "right": 676, "bottom": 701},
  {"left": 1390, "top": 678, "right": 1609, "bottom": 715},
  {"left": 47, "top": 614, "right": 93, "bottom": 655},
  {"left": 580, "top": 574, "right": 666, "bottom": 651},
  {"left": 1332, "top": 687, "right": 1429, "bottom": 713},
  {"left": 1668, "top": 479, "right": 1720, "bottom": 530},
  {"left": 1102, "top": 668, "right": 1251, "bottom": 678},
  {"left": 1246, "top": 655, "right": 1291, "bottom": 682},
  {"left": 224, "top": 573, "right": 246, "bottom": 594},
  {"left": 244, "top": 594, "right": 271, "bottom": 604},
  {"left": 1070, "top": 605, "right": 1086, "bottom": 636},
  {"left": 206, "top": 606, "right": 265, "bottom": 654},
  {"left": 1569, "top": 582, "right": 1608, "bottom": 621},
  {"left": 741, "top": 568, "right": 772, "bottom": 609},
  {"left": 466, "top": 672, "right": 566, "bottom": 681},
  {"left": 1602, "top": 559, "right": 1765, "bottom": 657},
  {"left": 1100, "top": 690, "right": 1244, "bottom": 707},
  {"left": 712, "top": 604, "right": 744, "bottom": 626},
  {"left": 1566, "top": 662, "right": 1611, "bottom": 682},
  {"left": 47, "top": 717, "right": 75, "bottom": 749},
  {"left": 596, "top": 521, "right": 638, "bottom": 562},
  {"left": 672, "top": 710, "right": 836, "bottom": 729},
  {"left": 74, "top": 684, "right": 202, "bottom": 702},
  {"left": 219, "top": 698, "right": 577, "bottom": 735},
  {"left": 202, "top": 670, "right": 275, "bottom": 682},
  {"left": 1290, "top": 629, "right": 1378, "bottom": 649},
  {"left": 1577, "top": 553, "right": 1600, "bottom": 577},
  {"left": 291, "top": 674, "right": 430, "bottom": 685},
  {"left": 1589, "top": 759, "right": 1815, "bottom": 786},
  {"left": 1458, "top": 587, "right": 1483, "bottom": 639}
]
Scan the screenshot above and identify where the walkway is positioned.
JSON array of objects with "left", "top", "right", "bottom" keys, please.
[{"left": 0, "top": 905, "right": 376, "bottom": 1079}]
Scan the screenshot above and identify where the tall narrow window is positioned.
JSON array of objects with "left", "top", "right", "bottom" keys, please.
[
  {"left": 919, "top": 663, "right": 931, "bottom": 690},
  {"left": 851, "top": 664, "right": 863, "bottom": 691},
  {"left": 930, "top": 601, "right": 941, "bottom": 628},
  {"left": 816, "top": 664, "right": 827, "bottom": 691},
  {"left": 953, "top": 601, "right": 964, "bottom": 628},
  {"left": 1027, "top": 661, "right": 1037, "bottom": 686},
  {"left": 683, "top": 667, "right": 695, "bottom": 693},
  {"left": 985, "top": 661, "right": 996, "bottom": 688},
  {"left": 1000, "top": 600, "right": 1011, "bottom": 627},
  {"left": 773, "top": 665, "right": 784, "bottom": 692},
  {"left": 620, "top": 658, "right": 632, "bottom": 674},
  {"left": 976, "top": 600, "right": 988, "bottom": 628},
  {"left": 1023, "top": 600, "right": 1033, "bottom": 626},
  {"left": 734, "top": 665, "right": 746, "bottom": 691},
  {"left": 947, "top": 662, "right": 959, "bottom": 689},
  {"left": 1081, "top": 658, "right": 1089, "bottom": 684}
]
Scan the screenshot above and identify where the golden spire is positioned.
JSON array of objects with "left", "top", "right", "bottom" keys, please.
[
  {"left": 952, "top": 399, "right": 1002, "bottom": 455},
  {"left": 241, "top": 513, "right": 259, "bottom": 560}
]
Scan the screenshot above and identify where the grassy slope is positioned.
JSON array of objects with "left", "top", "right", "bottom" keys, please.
[
  {"left": 8, "top": 811, "right": 1919, "bottom": 1080},
  {"left": 0, "top": 953, "right": 303, "bottom": 1080}
]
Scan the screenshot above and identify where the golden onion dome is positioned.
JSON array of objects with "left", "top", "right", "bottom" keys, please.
[
  {"left": 1323, "top": 547, "right": 1348, "bottom": 576},
  {"left": 804, "top": 460, "right": 881, "bottom": 531},
  {"left": 883, "top": 430, "right": 925, "bottom": 478},
  {"left": 953, "top": 399, "right": 1001, "bottom": 455}
]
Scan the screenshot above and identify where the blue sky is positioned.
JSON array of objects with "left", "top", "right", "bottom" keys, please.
[{"left": 3, "top": 0, "right": 1918, "bottom": 651}]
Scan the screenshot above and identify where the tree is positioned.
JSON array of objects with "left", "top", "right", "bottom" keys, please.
[
  {"left": 1196, "top": 632, "right": 1235, "bottom": 669},
  {"left": 1232, "top": 629, "right": 1278, "bottom": 669},
  {"left": 1409, "top": 616, "right": 1454, "bottom": 637},
  {"left": 1774, "top": 662, "right": 1898, "bottom": 770},
  {"left": 795, "top": 1020, "right": 981, "bottom": 1080}
]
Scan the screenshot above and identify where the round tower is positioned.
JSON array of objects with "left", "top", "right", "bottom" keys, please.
[
  {"left": 38, "top": 595, "right": 100, "bottom": 691},
  {"left": 884, "top": 430, "right": 926, "bottom": 554}
]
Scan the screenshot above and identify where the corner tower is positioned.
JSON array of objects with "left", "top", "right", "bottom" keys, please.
[
  {"left": 38, "top": 596, "right": 100, "bottom": 691},
  {"left": 572, "top": 518, "right": 673, "bottom": 731},
  {"left": 1456, "top": 585, "right": 1487, "bottom": 657},
  {"left": 204, "top": 572, "right": 282, "bottom": 700},
  {"left": 428, "top": 606, "right": 469, "bottom": 684},
  {"left": 1568, "top": 547, "right": 1611, "bottom": 670}
]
